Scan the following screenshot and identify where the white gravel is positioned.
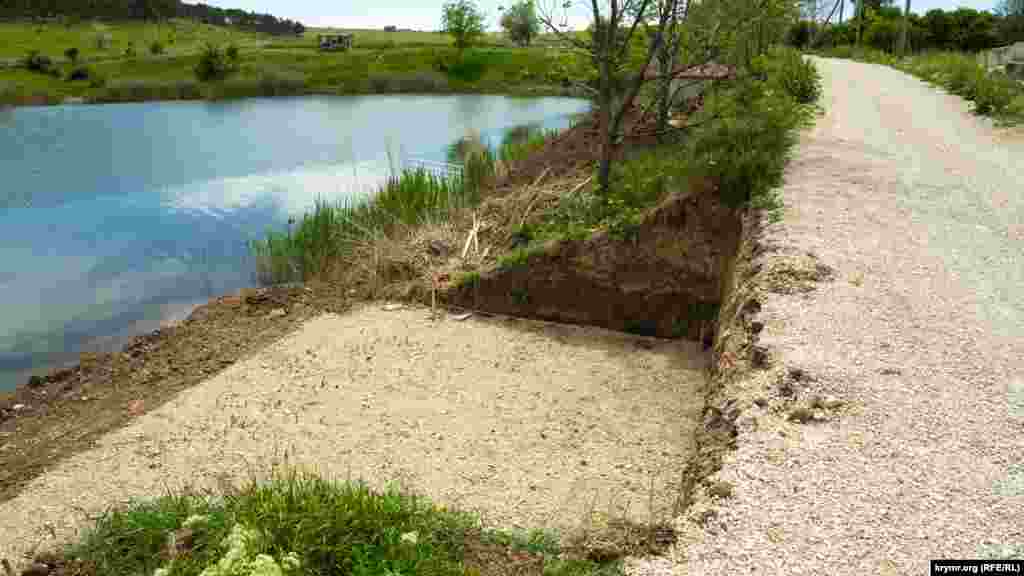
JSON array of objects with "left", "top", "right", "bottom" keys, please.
[
  {"left": 643, "top": 57, "right": 1024, "bottom": 575},
  {"left": 0, "top": 304, "right": 707, "bottom": 568}
]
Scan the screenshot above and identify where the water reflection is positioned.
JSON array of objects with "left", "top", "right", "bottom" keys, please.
[{"left": 0, "top": 94, "right": 590, "bottom": 391}]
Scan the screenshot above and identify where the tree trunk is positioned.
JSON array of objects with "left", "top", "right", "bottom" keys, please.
[
  {"left": 597, "top": 36, "right": 614, "bottom": 194},
  {"left": 899, "top": 0, "right": 910, "bottom": 55},
  {"left": 856, "top": 0, "right": 863, "bottom": 44},
  {"left": 655, "top": 15, "right": 677, "bottom": 142}
]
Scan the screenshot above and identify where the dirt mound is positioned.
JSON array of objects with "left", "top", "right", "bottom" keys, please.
[{"left": 440, "top": 184, "right": 741, "bottom": 342}]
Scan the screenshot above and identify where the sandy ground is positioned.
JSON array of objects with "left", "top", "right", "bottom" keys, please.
[
  {"left": 630, "top": 57, "right": 1024, "bottom": 575},
  {"left": 0, "top": 304, "right": 707, "bottom": 566}
]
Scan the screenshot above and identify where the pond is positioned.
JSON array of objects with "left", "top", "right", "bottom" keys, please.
[{"left": 0, "top": 94, "right": 590, "bottom": 392}]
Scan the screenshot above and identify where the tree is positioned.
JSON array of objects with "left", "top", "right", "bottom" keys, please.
[
  {"left": 442, "top": 0, "right": 486, "bottom": 51},
  {"left": 500, "top": 1, "right": 541, "bottom": 46},
  {"left": 535, "top": 0, "right": 795, "bottom": 194},
  {"left": 898, "top": 0, "right": 910, "bottom": 55}
]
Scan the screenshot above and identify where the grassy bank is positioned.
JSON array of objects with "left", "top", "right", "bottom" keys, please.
[
  {"left": 815, "top": 45, "right": 1024, "bottom": 123},
  {"left": 254, "top": 45, "right": 819, "bottom": 295},
  {"left": 0, "top": 20, "right": 586, "bottom": 106},
  {"left": 46, "top": 468, "right": 624, "bottom": 576}
]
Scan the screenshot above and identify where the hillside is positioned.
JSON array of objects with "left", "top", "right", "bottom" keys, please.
[{"left": 0, "top": 0, "right": 304, "bottom": 36}]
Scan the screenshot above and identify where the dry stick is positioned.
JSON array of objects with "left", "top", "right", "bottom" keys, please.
[
  {"left": 517, "top": 166, "right": 554, "bottom": 226},
  {"left": 461, "top": 213, "right": 482, "bottom": 260}
]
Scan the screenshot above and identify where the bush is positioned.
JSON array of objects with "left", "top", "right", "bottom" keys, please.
[
  {"left": 89, "top": 74, "right": 107, "bottom": 88},
  {"left": 95, "top": 33, "right": 111, "bottom": 50},
  {"left": 66, "top": 66, "right": 90, "bottom": 82},
  {"left": 687, "top": 56, "right": 817, "bottom": 212},
  {"left": 759, "top": 46, "right": 822, "bottom": 104},
  {"left": 64, "top": 47, "right": 80, "bottom": 63},
  {"left": 445, "top": 49, "right": 490, "bottom": 83},
  {"left": 225, "top": 44, "right": 240, "bottom": 62},
  {"left": 23, "top": 50, "right": 53, "bottom": 73},
  {"left": 194, "top": 43, "right": 238, "bottom": 82},
  {"left": 124, "top": 43, "right": 136, "bottom": 58},
  {"left": 786, "top": 21, "right": 819, "bottom": 49},
  {"left": 149, "top": 41, "right": 164, "bottom": 55}
]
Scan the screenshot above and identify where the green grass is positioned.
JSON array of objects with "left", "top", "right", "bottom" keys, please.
[
  {"left": 0, "top": 19, "right": 589, "bottom": 105},
  {"left": 0, "top": 41, "right": 586, "bottom": 105},
  {"left": 0, "top": 19, "right": 266, "bottom": 63},
  {"left": 250, "top": 149, "right": 496, "bottom": 285},
  {"left": 498, "top": 125, "right": 562, "bottom": 165},
  {"left": 55, "top": 468, "right": 619, "bottom": 576},
  {"left": 815, "top": 45, "right": 1024, "bottom": 123}
]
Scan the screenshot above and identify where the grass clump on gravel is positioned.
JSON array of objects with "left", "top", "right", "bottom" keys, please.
[
  {"left": 816, "top": 46, "right": 1024, "bottom": 124},
  {"left": 48, "top": 469, "right": 619, "bottom": 576}
]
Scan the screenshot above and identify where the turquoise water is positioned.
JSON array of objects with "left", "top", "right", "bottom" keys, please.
[{"left": 0, "top": 94, "right": 589, "bottom": 391}]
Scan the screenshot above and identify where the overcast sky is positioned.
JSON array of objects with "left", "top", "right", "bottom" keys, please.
[{"left": 201, "top": 0, "right": 1001, "bottom": 30}]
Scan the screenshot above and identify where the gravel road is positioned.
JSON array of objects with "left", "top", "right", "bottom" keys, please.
[
  {"left": 645, "top": 57, "right": 1024, "bottom": 575},
  {"left": 0, "top": 305, "right": 707, "bottom": 568}
]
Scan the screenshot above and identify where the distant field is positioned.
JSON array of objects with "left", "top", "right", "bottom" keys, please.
[
  {"left": 0, "top": 20, "right": 590, "bottom": 105},
  {"left": 0, "top": 19, "right": 270, "bottom": 64}
]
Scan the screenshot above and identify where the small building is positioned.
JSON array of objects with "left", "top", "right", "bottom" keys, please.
[{"left": 318, "top": 33, "right": 353, "bottom": 52}]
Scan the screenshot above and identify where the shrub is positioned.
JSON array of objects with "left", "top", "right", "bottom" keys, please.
[
  {"left": 23, "top": 50, "right": 53, "bottom": 73},
  {"left": 445, "top": 49, "right": 489, "bottom": 83},
  {"left": 226, "top": 43, "right": 240, "bottom": 62},
  {"left": 759, "top": 46, "right": 822, "bottom": 104},
  {"left": 149, "top": 41, "right": 164, "bottom": 55},
  {"left": 64, "top": 47, "right": 80, "bottom": 63},
  {"left": 95, "top": 33, "right": 111, "bottom": 50},
  {"left": 66, "top": 66, "right": 91, "bottom": 82},
  {"left": 195, "top": 44, "right": 238, "bottom": 82},
  {"left": 124, "top": 43, "right": 136, "bottom": 58},
  {"left": 687, "top": 57, "right": 816, "bottom": 212}
]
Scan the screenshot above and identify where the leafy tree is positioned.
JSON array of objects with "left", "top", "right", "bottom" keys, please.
[
  {"left": 442, "top": 0, "right": 486, "bottom": 51},
  {"left": 535, "top": 0, "right": 796, "bottom": 194},
  {"left": 500, "top": 0, "right": 540, "bottom": 46}
]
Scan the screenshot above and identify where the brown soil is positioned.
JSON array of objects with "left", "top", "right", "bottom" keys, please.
[
  {"left": 0, "top": 282, "right": 352, "bottom": 505},
  {"left": 440, "top": 184, "right": 740, "bottom": 342}
]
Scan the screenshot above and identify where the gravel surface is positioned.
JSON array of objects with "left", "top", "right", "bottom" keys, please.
[
  {"left": 640, "top": 57, "right": 1024, "bottom": 575},
  {"left": 0, "top": 304, "right": 707, "bottom": 567}
]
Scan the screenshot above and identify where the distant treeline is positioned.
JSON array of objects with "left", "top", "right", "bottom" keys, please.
[
  {"left": 788, "top": 4, "right": 1024, "bottom": 53},
  {"left": 0, "top": 0, "right": 306, "bottom": 36}
]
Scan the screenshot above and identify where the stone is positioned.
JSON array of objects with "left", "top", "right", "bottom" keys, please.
[
  {"left": 427, "top": 240, "right": 450, "bottom": 257},
  {"left": 787, "top": 406, "right": 814, "bottom": 423},
  {"left": 267, "top": 308, "right": 286, "bottom": 318},
  {"left": 12, "top": 403, "right": 26, "bottom": 411},
  {"left": 20, "top": 563, "right": 50, "bottom": 576},
  {"left": 823, "top": 395, "right": 844, "bottom": 409}
]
